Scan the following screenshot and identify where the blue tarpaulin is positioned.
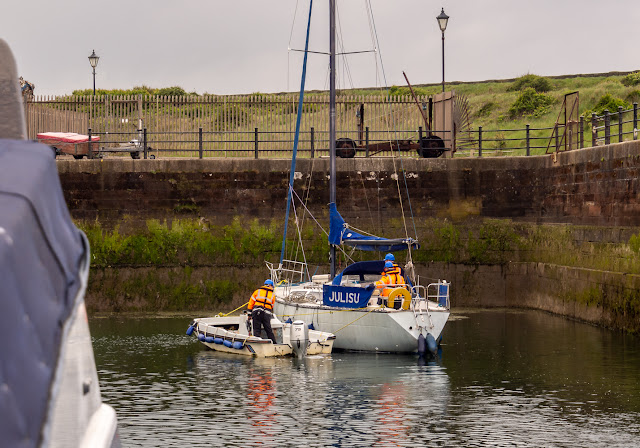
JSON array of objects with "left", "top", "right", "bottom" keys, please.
[{"left": 328, "top": 202, "right": 419, "bottom": 252}]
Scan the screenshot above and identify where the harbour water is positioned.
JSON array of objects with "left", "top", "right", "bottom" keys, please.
[{"left": 90, "top": 309, "right": 640, "bottom": 447}]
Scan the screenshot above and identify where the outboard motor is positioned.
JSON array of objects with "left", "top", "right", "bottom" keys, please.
[{"left": 290, "top": 320, "right": 309, "bottom": 358}]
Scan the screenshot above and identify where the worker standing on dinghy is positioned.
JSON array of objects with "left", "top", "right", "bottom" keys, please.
[{"left": 248, "top": 280, "right": 277, "bottom": 344}]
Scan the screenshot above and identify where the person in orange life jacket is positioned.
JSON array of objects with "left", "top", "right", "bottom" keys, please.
[
  {"left": 248, "top": 279, "right": 277, "bottom": 344},
  {"left": 375, "top": 261, "right": 407, "bottom": 308}
]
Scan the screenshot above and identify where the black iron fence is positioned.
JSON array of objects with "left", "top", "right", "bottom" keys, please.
[{"left": 64, "top": 102, "right": 640, "bottom": 160}]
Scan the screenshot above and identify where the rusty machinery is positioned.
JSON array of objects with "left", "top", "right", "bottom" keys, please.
[{"left": 334, "top": 73, "right": 470, "bottom": 158}]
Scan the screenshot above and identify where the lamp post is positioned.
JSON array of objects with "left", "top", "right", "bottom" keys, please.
[
  {"left": 88, "top": 50, "right": 100, "bottom": 95},
  {"left": 436, "top": 8, "right": 449, "bottom": 93}
]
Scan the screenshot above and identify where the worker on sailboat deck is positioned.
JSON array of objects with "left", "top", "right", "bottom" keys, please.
[
  {"left": 374, "top": 261, "right": 408, "bottom": 308},
  {"left": 385, "top": 253, "right": 399, "bottom": 270},
  {"left": 248, "top": 279, "right": 277, "bottom": 344}
]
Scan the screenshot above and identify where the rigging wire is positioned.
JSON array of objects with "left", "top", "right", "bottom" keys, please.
[
  {"left": 287, "top": 0, "right": 301, "bottom": 92},
  {"left": 366, "top": 0, "right": 420, "bottom": 251},
  {"left": 281, "top": 0, "right": 314, "bottom": 265}
]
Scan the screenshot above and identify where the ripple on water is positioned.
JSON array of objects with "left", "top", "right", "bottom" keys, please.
[{"left": 91, "top": 313, "right": 640, "bottom": 447}]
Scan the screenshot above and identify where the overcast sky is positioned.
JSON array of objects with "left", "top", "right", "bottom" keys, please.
[{"left": 3, "top": 0, "right": 638, "bottom": 96}]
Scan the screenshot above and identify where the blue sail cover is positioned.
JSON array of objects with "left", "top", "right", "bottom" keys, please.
[{"left": 328, "top": 202, "right": 419, "bottom": 252}]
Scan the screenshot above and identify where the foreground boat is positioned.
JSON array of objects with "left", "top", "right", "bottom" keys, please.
[
  {"left": 271, "top": 1, "right": 451, "bottom": 354},
  {"left": 0, "top": 39, "right": 120, "bottom": 448},
  {"left": 187, "top": 314, "right": 335, "bottom": 358}
]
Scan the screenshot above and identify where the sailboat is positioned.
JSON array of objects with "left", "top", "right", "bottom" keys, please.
[{"left": 270, "top": 1, "right": 450, "bottom": 355}]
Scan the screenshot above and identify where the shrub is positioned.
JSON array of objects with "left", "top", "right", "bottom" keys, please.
[
  {"left": 156, "top": 86, "right": 188, "bottom": 97},
  {"left": 507, "top": 74, "right": 553, "bottom": 93},
  {"left": 508, "top": 88, "right": 555, "bottom": 118},
  {"left": 621, "top": 71, "right": 640, "bottom": 87},
  {"left": 625, "top": 90, "right": 640, "bottom": 105},
  {"left": 591, "top": 93, "right": 631, "bottom": 116},
  {"left": 475, "top": 101, "right": 496, "bottom": 118}
]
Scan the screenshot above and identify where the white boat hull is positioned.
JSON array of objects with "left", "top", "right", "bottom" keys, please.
[{"left": 274, "top": 298, "right": 449, "bottom": 353}]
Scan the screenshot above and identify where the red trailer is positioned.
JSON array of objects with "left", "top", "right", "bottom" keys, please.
[{"left": 37, "top": 132, "right": 100, "bottom": 159}]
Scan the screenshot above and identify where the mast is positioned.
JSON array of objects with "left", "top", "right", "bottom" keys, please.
[{"left": 329, "top": 0, "right": 337, "bottom": 278}]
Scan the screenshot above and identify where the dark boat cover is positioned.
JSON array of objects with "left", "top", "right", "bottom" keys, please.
[
  {"left": 331, "top": 260, "right": 413, "bottom": 287},
  {"left": 328, "top": 202, "right": 419, "bottom": 252},
  {"left": 0, "top": 139, "right": 87, "bottom": 448}
]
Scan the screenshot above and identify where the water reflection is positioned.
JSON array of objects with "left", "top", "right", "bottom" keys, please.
[{"left": 90, "top": 310, "right": 640, "bottom": 447}]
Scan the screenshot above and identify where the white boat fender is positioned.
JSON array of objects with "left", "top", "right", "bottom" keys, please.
[
  {"left": 232, "top": 341, "right": 244, "bottom": 350},
  {"left": 214, "top": 337, "right": 224, "bottom": 345},
  {"left": 223, "top": 340, "right": 233, "bottom": 348}
]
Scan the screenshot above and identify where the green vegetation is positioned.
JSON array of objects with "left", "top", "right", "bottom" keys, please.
[
  {"left": 81, "top": 217, "right": 640, "bottom": 275},
  {"left": 508, "top": 88, "right": 556, "bottom": 118},
  {"left": 587, "top": 93, "right": 632, "bottom": 117},
  {"left": 621, "top": 71, "right": 640, "bottom": 87},
  {"left": 507, "top": 74, "right": 554, "bottom": 93},
  {"left": 72, "top": 85, "right": 192, "bottom": 97}
]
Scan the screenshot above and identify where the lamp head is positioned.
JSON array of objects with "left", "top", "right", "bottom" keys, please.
[
  {"left": 88, "top": 50, "right": 99, "bottom": 69},
  {"left": 437, "top": 8, "right": 449, "bottom": 32}
]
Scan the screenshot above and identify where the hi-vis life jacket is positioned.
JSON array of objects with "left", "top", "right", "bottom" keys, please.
[
  {"left": 375, "top": 267, "right": 407, "bottom": 297},
  {"left": 248, "top": 286, "right": 275, "bottom": 311}
]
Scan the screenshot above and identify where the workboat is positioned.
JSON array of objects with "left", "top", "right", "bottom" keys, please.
[
  {"left": 187, "top": 313, "right": 335, "bottom": 358},
  {"left": 270, "top": 1, "right": 451, "bottom": 355}
]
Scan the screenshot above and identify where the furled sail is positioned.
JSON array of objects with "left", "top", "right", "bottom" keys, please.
[{"left": 328, "top": 203, "right": 419, "bottom": 252}]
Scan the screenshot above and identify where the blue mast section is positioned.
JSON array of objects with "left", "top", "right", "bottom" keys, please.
[{"left": 280, "top": 0, "right": 313, "bottom": 265}]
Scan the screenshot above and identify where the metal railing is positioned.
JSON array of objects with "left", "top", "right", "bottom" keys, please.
[{"left": 78, "top": 103, "right": 638, "bottom": 160}]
